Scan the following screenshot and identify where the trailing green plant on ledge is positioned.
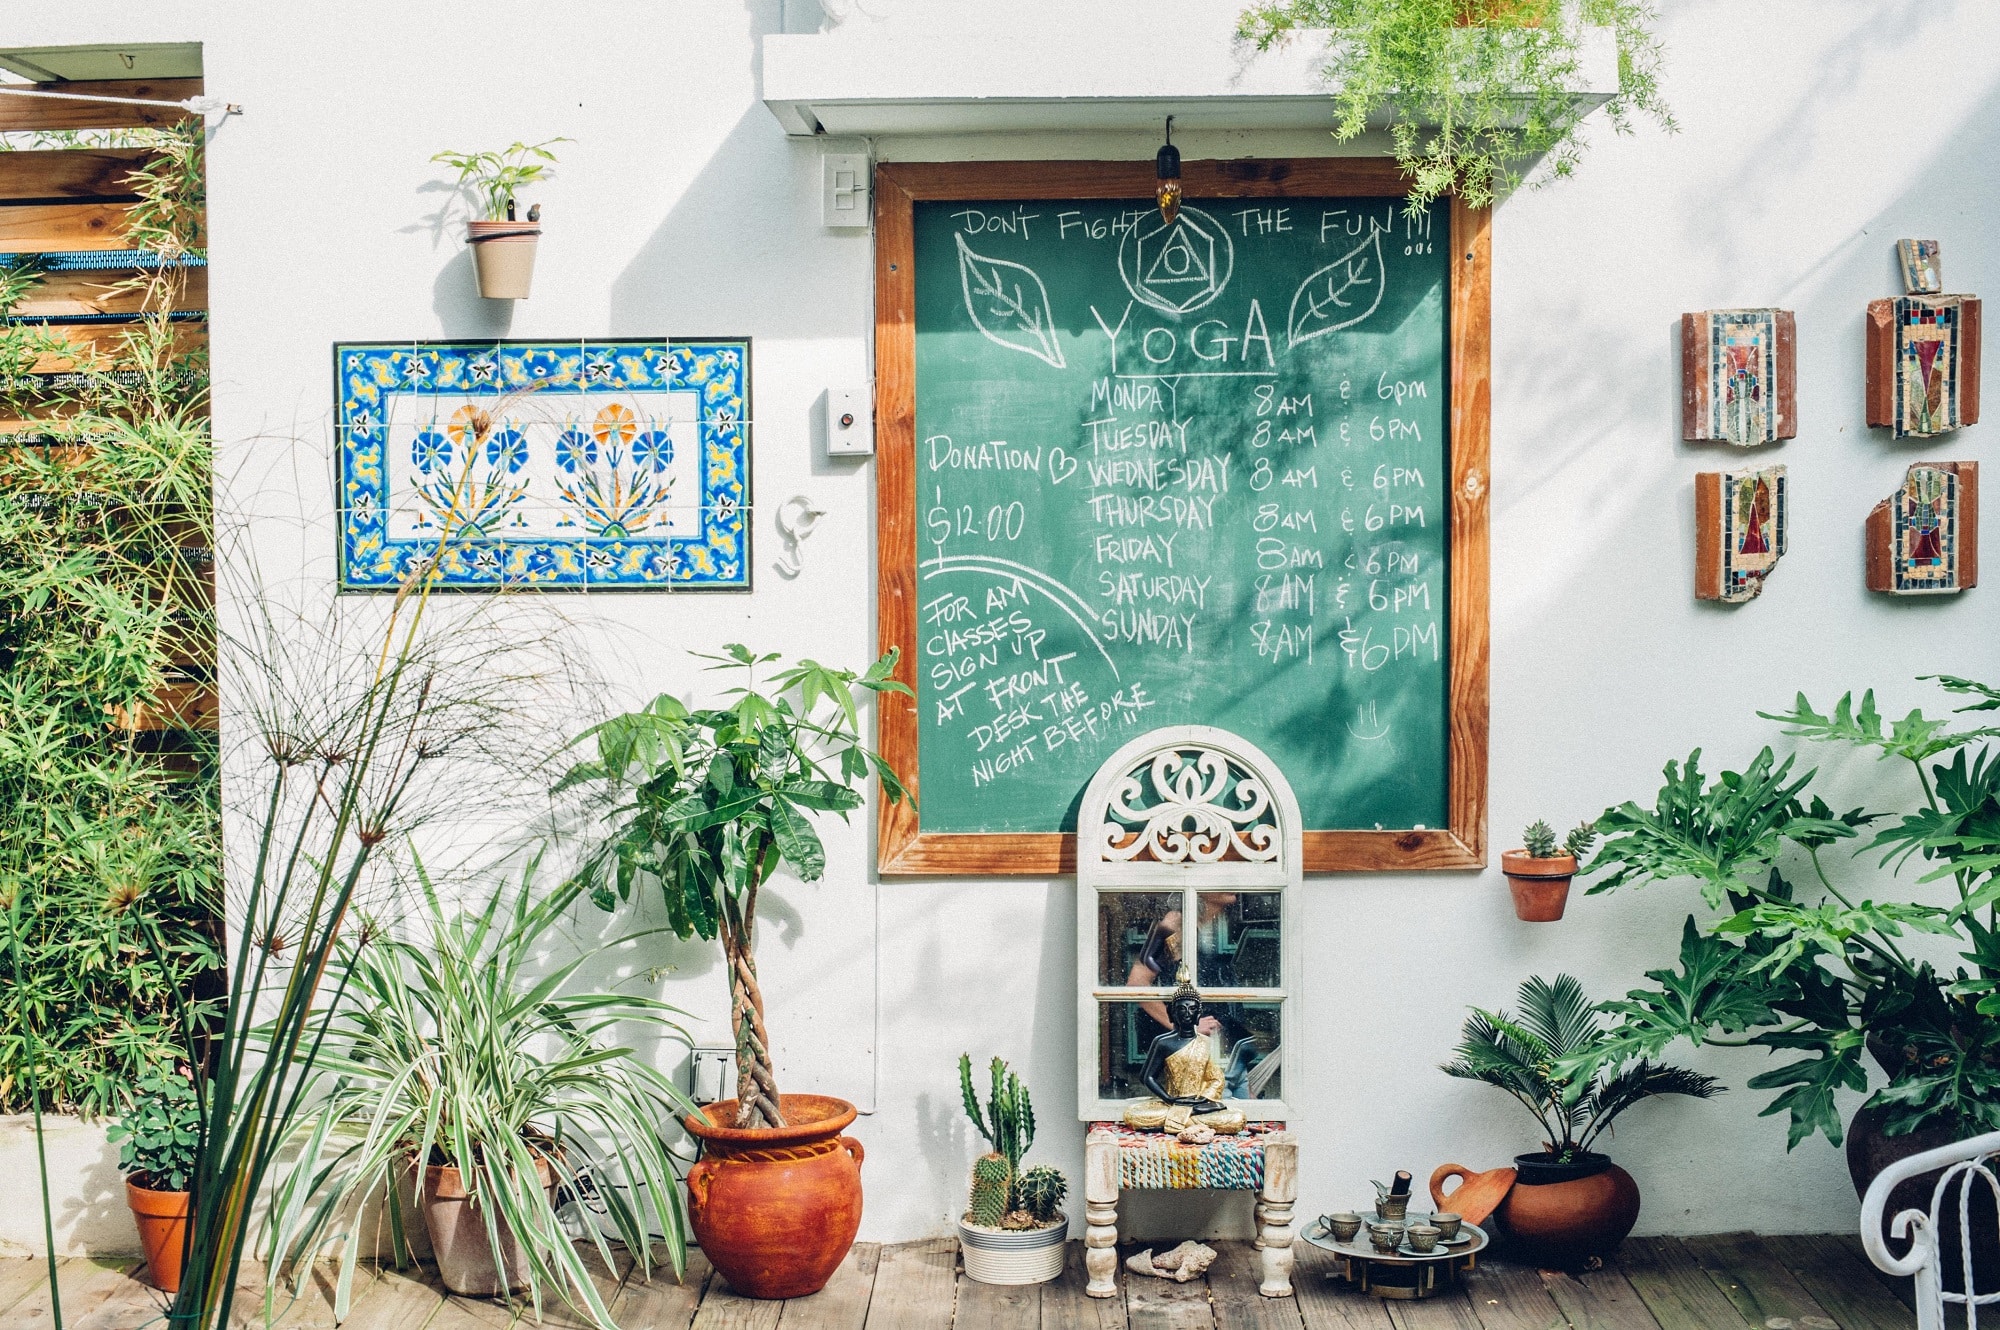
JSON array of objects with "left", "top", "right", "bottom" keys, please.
[
  {"left": 1236, "top": 0, "right": 1672, "bottom": 210},
  {"left": 1567, "top": 676, "right": 2000, "bottom": 1149}
]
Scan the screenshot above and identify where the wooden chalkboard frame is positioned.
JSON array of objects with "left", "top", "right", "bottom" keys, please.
[{"left": 874, "top": 159, "right": 1490, "bottom": 876}]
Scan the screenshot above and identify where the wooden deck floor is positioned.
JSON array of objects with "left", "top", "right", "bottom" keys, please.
[{"left": 0, "top": 1233, "right": 1918, "bottom": 1330}]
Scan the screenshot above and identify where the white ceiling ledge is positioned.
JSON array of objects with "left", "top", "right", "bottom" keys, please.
[{"left": 760, "top": 25, "right": 1619, "bottom": 139}]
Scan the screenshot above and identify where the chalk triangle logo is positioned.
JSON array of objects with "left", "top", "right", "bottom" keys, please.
[
  {"left": 1143, "top": 230, "right": 1212, "bottom": 286},
  {"left": 1119, "top": 207, "right": 1233, "bottom": 315}
]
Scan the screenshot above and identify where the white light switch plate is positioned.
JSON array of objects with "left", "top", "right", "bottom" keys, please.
[
  {"left": 821, "top": 153, "right": 871, "bottom": 229},
  {"left": 825, "top": 387, "right": 874, "bottom": 456}
]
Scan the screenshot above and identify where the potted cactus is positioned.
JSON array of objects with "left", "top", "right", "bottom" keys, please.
[
  {"left": 1500, "top": 819, "right": 1596, "bottom": 921},
  {"left": 956, "top": 1056, "right": 1070, "bottom": 1285}
]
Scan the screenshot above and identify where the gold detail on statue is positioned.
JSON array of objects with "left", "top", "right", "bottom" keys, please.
[{"left": 1122, "top": 967, "right": 1246, "bottom": 1135}]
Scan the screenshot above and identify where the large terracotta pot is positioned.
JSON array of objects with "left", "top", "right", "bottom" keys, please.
[
  {"left": 1847, "top": 1101, "right": 1999, "bottom": 1294},
  {"left": 125, "top": 1177, "right": 190, "bottom": 1293},
  {"left": 1494, "top": 1151, "right": 1639, "bottom": 1268},
  {"left": 685, "top": 1095, "right": 864, "bottom": 1299},
  {"left": 1500, "top": 851, "right": 1576, "bottom": 922},
  {"left": 421, "top": 1152, "right": 555, "bottom": 1298}
]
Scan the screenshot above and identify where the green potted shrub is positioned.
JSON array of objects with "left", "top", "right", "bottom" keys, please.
[
  {"left": 559, "top": 644, "right": 910, "bottom": 1300},
  {"left": 433, "top": 138, "right": 566, "bottom": 300},
  {"left": 956, "top": 1056, "right": 1069, "bottom": 1285},
  {"left": 1501, "top": 819, "right": 1596, "bottom": 920},
  {"left": 1573, "top": 676, "right": 2000, "bottom": 1288},
  {"left": 265, "top": 855, "right": 696, "bottom": 1328},
  {"left": 1443, "top": 974, "right": 1720, "bottom": 1267},
  {"left": 108, "top": 1070, "right": 201, "bottom": 1293},
  {"left": 1236, "top": 0, "right": 1671, "bottom": 211}
]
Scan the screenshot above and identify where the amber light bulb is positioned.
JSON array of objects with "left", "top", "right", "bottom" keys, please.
[{"left": 1155, "top": 115, "right": 1181, "bottom": 224}]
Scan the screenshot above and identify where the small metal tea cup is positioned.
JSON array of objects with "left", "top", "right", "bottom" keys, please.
[
  {"left": 1406, "top": 1223, "right": 1441, "bottom": 1254},
  {"left": 1374, "top": 1194, "right": 1411, "bottom": 1223},
  {"left": 1325, "top": 1212, "right": 1364, "bottom": 1243},
  {"left": 1431, "top": 1212, "right": 1463, "bottom": 1242},
  {"left": 1368, "top": 1221, "right": 1404, "bottom": 1252}
]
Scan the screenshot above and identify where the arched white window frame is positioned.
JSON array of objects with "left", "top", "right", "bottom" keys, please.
[{"left": 1075, "top": 725, "right": 1304, "bottom": 1124}]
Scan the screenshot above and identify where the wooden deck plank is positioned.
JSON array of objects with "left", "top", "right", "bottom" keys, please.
[
  {"left": 1537, "top": 1267, "right": 1662, "bottom": 1330},
  {"left": 1042, "top": 1246, "right": 1126, "bottom": 1330},
  {"left": 1207, "top": 1242, "right": 1304, "bottom": 1330},
  {"left": 954, "top": 1276, "right": 1040, "bottom": 1330},
  {"left": 1289, "top": 1246, "right": 1395, "bottom": 1330},
  {"left": 233, "top": 1258, "right": 390, "bottom": 1329},
  {"left": 1122, "top": 1247, "right": 1215, "bottom": 1330},
  {"left": 0, "top": 1257, "right": 56, "bottom": 1316},
  {"left": 691, "top": 1277, "right": 785, "bottom": 1330},
  {"left": 1765, "top": 1234, "right": 1914, "bottom": 1330},
  {"left": 1683, "top": 1232, "right": 1837, "bottom": 1329},
  {"left": 1830, "top": 1234, "right": 1916, "bottom": 1315},
  {"left": 1383, "top": 1287, "right": 1482, "bottom": 1330},
  {"left": 780, "top": 1243, "right": 879, "bottom": 1330},
  {"left": 68, "top": 1272, "right": 169, "bottom": 1330},
  {"left": 4, "top": 1257, "right": 148, "bottom": 1327},
  {"left": 1615, "top": 1238, "right": 1754, "bottom": 1330},
  {"left": 612, "top": 1248, "right": 712, "bottom": 1330},
  {"left": 1460, "top": 1260, "right": 1566, "bottom": 1330},
  {"left": 351, "top": 1263, "right": 447, "bottom": 1330},
  {"left": 0, "top": 80, "right": 207, "bottom": 133},
  {"left": 861, "top": 1238, "right": 956, "bottom": 1330}
]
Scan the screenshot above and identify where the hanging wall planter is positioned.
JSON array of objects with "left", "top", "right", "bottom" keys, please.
[
  {"left": 467, "top": 219, "right": 542, "bottom": 300},
  {"left": 432, "top": 139, "right": 566, "bottom": 302},
  {"left": 1500, "top": 819, "right": 1594, "bottom": 921}
]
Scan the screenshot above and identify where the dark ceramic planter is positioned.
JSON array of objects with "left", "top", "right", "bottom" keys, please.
[
  {"left": 1846, "top": 1101, "right": 1999, "bottom": 1295},
  {"left": 1494, "top": 1151, "right": 1640, "bottom": 1269}
]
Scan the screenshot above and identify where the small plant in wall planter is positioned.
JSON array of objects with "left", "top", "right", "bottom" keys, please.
[
  {"left": 957, "top": 1055, "right": 1070, "bottom": 1285},
  {"left": 108, "top": 1070, "right": 201, "bottom": 1293},
  {"left": 433, "top": 138, "right": 567, "bottom": 300},
  {"left": 1501, "top": 818, "right": 1595, "bottom": 921},
  {"left": 1236, "top": 0, "right": 1672, "bottom": 211}
]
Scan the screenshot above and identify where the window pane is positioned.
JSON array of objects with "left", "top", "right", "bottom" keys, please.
[
  {"left": 1097, "top": 999, "right": 1283, "bottom": 1104},
  {"left": 1097, "top": 891, "right": 1185, "bottom": 988},
  {"left": 1195, "top": 891, "right": 1282, "bottom": 991}
]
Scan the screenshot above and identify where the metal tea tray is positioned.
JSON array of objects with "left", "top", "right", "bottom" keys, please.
[{"left": 1300, "top": 1214, "right": 1489, "bottom": 1300}]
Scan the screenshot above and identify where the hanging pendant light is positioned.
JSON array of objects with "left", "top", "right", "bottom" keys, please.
[{"left": 1155, "top": 116, "right": 1181, "bottom": 224}]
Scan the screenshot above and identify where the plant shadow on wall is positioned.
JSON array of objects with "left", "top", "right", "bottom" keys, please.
[{"left": 1236, "top": 0, "right": 1673, "bottom": 212}]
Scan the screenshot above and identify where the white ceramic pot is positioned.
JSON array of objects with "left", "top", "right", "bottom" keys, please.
[{"left": 958, "top": 1215, "right": 1067, "bottom": 1285}]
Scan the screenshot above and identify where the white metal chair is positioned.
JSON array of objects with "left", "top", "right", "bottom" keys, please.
[
  {"left": 1074, "top": 726, "right": 1302, "bottom": 1299},
  {"left": 1861, "top": 1129, "right": 2000, "bottom": 1329}
]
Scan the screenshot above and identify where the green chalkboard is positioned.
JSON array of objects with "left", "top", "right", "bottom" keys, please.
[{"left": 911, "top": 196, "right": 1450, "bottom": 834}]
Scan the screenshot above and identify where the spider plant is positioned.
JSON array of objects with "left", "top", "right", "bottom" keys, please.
[
  {"left": 265, "top": 853, "right": 696, "bottom": 1329},
  {"left": 1443, "top": 974, "right": 1721, "bottom": 1163}
]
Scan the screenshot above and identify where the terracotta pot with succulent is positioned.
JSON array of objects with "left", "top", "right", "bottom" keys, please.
[
  {"left": 1577, "top": 677, "right": 2000, "bottom": 1291},
  {"left": 1501, "top": 819, "right": 1596, "bottom": 921},
  {"left": 264, "top": 856, "right": 697, "bottom": 1328},
  {"left": 560, "top": 644, "right": 911, "bottom": 1300},
  {"left": 433, "top": 138, "right": 567, "bottom": 300},
  {"left": 109, "top": 1070, "right": 201, "bottom": 1293},
  {"left": 1441, "top": 974, "right": 1721, "bottom": 1268},
  {"left": 1236, "top": 0, "right": 1672, "bottom": 212},
  {"left": 956, "top": 1056, "right": 1070, "bottom": 1285}
]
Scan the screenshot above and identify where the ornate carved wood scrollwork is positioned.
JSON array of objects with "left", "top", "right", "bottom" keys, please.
[{"left": 1097, "top": 748, "right": 1281, "bottom": 865}]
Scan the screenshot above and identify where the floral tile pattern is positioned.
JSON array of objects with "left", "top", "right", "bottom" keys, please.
[{"left": 336, "top": 339, "right": 750, "bottom": 590}]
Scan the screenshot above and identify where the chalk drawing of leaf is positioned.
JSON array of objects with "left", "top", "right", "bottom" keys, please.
[
  {"left": 1287, "top": 229, "right": 1386, "bottom": 349},
  {"left": 957, "top": 233, "right": 1066, "bottom": 369}
]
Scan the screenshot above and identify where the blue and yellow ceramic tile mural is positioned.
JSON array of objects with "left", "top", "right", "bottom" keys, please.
[{"left": 336, "top": 339, "right": 750, "bottom": 590}]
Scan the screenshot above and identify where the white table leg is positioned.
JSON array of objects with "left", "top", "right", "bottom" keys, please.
[
  {"left": 1084, "top": 1129, "right": 1120, "bottom": 1298},
  {"left": 1256, "top": 1131, "right": 1297, "bottom": 1297}
]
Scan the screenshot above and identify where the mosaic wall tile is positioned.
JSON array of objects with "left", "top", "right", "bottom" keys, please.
[
  {"left": 1695, "top": 465, "right": 1787, "bottom": 603},
  {"left": 1866, "top": 296, "right": 1981, "bottom": 439},
  {"left": 336, "top": 339, "right": 750, "bottom": 590},
  {"left": 1867, "top": 461, "right": 1978, "bottom": 595},
  {"left": 1681, "top": 309, "right": 1796, "bottom": 445}
]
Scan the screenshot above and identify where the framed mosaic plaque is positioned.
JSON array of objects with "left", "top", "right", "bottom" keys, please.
[
  {"left": 336, "top": 339, "right": 750, "bottom": 590},
  {"left": 1695, "top": 465, "right": 1787, "bottom": 603},
  {"left": 1867, "top": 461, "right": 1979, "bottom": 595}
]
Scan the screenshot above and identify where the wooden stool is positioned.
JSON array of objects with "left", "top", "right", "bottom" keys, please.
[{"left": 1083, "top": 1122, "right": 1297, "bottom": 1298}]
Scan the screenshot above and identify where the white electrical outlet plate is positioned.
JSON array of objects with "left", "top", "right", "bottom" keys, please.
[
  {"left": 821, "top": 153, "right": 871, "bottom": 229},
  {"left": 825, "top": 387, "right": 874, "bottom": 456},
  {"left": 689, "top": 1046, "right": 737, "bottom": 1103}
]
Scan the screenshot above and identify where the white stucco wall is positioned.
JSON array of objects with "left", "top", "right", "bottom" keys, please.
[{"left": 11, "top": 0, "right": 2000, "bottom": 1248}]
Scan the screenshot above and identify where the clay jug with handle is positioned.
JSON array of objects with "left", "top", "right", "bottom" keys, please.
[{"left": 1428, "top": 1163, "right": 1517, "bottom": 1227}]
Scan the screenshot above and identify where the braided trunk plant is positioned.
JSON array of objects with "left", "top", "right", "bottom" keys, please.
[{"left": 560, "top": 646, "right": 909, "bottom": 1130}]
